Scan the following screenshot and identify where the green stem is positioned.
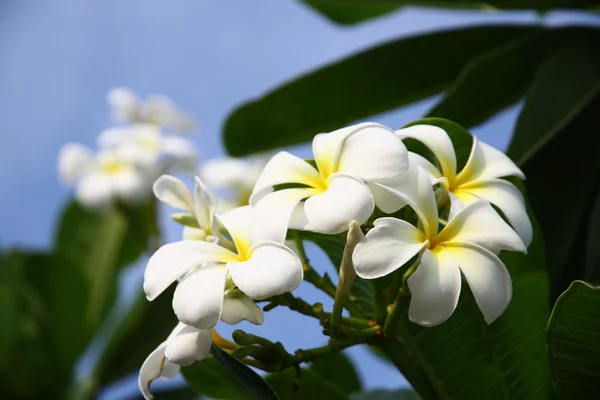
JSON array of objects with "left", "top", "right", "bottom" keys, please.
[{"left": 400, "top": 257, "right": 421, "bottom": 296}]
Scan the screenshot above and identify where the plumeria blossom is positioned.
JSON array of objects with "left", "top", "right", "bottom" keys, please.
[
  {"left": 353, "top": 159, "right": 527, "bottom": 327},
  {"left": 143, "top": 205, "right": 303, "bottom": 328},
  {"left": 396, "top": 125, "right": 532, "bottom": 247},
  {"left": 200, "top": 155, "right": 270, "bottom": 211},
  {"left": 153, "top": 174, "right": 220, "bottom": 243},
  {"left": 58, "top": 143, "right": 150, "bottom": 209},
  {"left": 250, "top": 122, "right": 409, "bottom": 235},
  {"left": 107, "top": 87, "right": 195, "bottom": 133},
  {"left": 98, "top": 124, "right": 197, "bottom": 173},
  {"left": 138, "top": 321, "right": 262, "bottom": 400}
]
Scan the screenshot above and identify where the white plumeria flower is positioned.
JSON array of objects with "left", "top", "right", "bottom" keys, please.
[
  {"left": 143, "top": 205, "right": 302, "bottom": 328},
  {"left": 138, "top": 323, "right": 211, "bottom": 400},
  {"left": 250, "top": 122, "right": 409, "bottom": 235},
  {"left": 98, "top": 124, "right": 197, "bottom": 172},
  {"left": 58, "top": 143, "right": 150, "bottom": 210},
  {"left": 396, "top": 124, "right": 532, "bottom": 247},
  {"left": 200, "top": 155, "right": 270, "bottom": 210},
  {"left": 107, "top": 87, "right": 195, "bottom": 133},
  {"left": 353, "top": 159, "right": 527, "bottom": 327},
  {"left": 153, "top": 175, "right": 220, "bottom": 242}
]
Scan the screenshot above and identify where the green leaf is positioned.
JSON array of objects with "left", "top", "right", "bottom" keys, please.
[
  {"left": 265, "top": 367, "right": 348, "bottom": 400},
  {"left": 224, "top": 25, "right": 537, "bottom": 156},
  {"left": 351, "top": 388, "right": 420, "bottom": 400},
  {"left": 506, "top": 34, "right": 600, "bottom": 300},
  {"left": 301, "top": 0, "right": 399, "bottom": 25},
  {"left": 301, "top": 231, "right": 373, "bottom": 317},
  {"left": 93, "top": 288, "right": 179, "bottom": 387},
  {"left": 210, "top": 344, "right": 280, "bottom": 400},
  {"left": 309, "top": 351, "right": 361, "bottom": 394},
  {"left": 377, "top": 119, "right": 551, "bottom": 400},
  {"left": 547, "top": 280, "right": 600, "bottom": 399},
  {"left": 426, "top": 30, "right": 555, "bottom": 128},
  {"left": 300, "top": 0, "right": 598, "bottom": 25},
  {"left": 182, "top": 358, "right": 255, "bottom": 400}
]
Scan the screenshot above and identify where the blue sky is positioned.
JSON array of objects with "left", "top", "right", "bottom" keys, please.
[{"left": 1, "top": 1, "right": 599, "bottom": 398}]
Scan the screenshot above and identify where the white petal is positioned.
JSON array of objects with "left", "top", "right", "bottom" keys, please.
[
  {"left": 172, "top": 265, "right": 227, "bottom": 329},
  {"left": 455, "top": 138, "right": 525, "bottom": 185},
  {"left": 251, "top": 188, "right": 316, "bottom": 243},
  {"left": 251, "top": 152, "right": 323, "bottom": 202},
  {"left": 353, "top": 218, "right": 426, "bottom": 279},
  {"left": 153, "top": 175, "right": 194, "bottom": 213},
  {"left": 107, "top": 87, "right": 139, "bottom": 122},
  {"left": 114, "top": 168, "right": 150, "bottom": 204},
  {"left": 162, "top": 136, "right": 197, "bottom": 165},
  {"left": 337, "top": 123, "right": 408, "bottom": 181},
  {"left": 407, "top": 247, "right": 461, "bottom": 327},
  {"left": 182, "top": 226, "right": 207, "bottom": 241},
  {"left": 202, "top": 156, "right": 268, "bottom": 193},
  {"left": 138, "top": 342, "right": 171, "bottom": 400},
  {"left": 409, "top": 152, "right": 444, "bottom": 184},
  {"left": 439, "top": 200, "right": 526, "bottom": 254},
  {"left": 457, "top": 179, "right": 532, "bottom": 247},
  {"left": 97, "top": 126, "right": 130, "bottom": 148},
  {"left": 221, "top": 295, "right": 264, "bottom": 325},
  {"left": 304, "top": 173, "right": 374, "bottom": 234},
  {"left": 194, "top": 177, "right": 217, "bottom": 231},
  {"left": 144, "top": 240, "right": 235, "bottom": 301},
  {"left": 397, "top": 125, "right": 457, "bottom": 181},
  {"left": 75, "top": 171, "right": 114, "bottom": 210},
  {"left": 447, "top": 191, "right": 471, "bottom": 220},
  {"left": 367, "top": 179, "right": 407, "bottom": 214},
  {"left": 444, "top": 242, "right": 512, "bottom": 324},
  {"left": 165, "top": 326, "right": 212, "bottom": 366},
  {"left": 58, "top": 143, "right": 95, "bottom": 184},
  {"left": 368, "top": 155, "right": 439, "bottom": 237},
  {"left": 217, "top": 206, "right": 254, "bottom": 254},
  {"left": 229, "top": 241, "right": 303, "bottom": 300}
]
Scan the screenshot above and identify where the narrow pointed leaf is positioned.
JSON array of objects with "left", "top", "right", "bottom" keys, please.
[{"left": 224, "top": 25, "right": 536, "bottom": 156}]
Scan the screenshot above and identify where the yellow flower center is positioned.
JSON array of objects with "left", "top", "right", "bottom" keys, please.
[{"left": 101, "top": 160, "right": 126, "bottom": 175}]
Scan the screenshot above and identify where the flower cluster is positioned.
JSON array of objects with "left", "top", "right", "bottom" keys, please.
[
  {"left": 138, "top": 121, "right": 531, "bottom": 398},
  {"left": 57, "top": 88, "right": 197, "bottom": 209}
]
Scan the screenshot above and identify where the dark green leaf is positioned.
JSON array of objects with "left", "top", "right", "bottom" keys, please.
[
  {"left": 210, "top": 344, "right": 280, "bottom": 400},
  {"left": 547, "top": 280, "right": 600, "bottom": 399},
  {"left": 377, "top": 120, "right": 551, "bottom": 400},
  {"left": 182, "top": 358, "right": 254, "bottom": 400},
  {"left": 301, "top": 0, "right": 399, "bottom": 25},
  {"left": 0, "top": 251, "right": 70, "bottom": 399},
  {"left": 426, "top": 30, "right": 556, "bottom": 127},
  {"left": 506, "top": 35, "right": 600, "bottom": 300},
  {"left": 224, "top": 25, "right": 536, "bottom": 156},
  {"left": 266, "top": 367, "right": 348, "bottom": 400},
  {"left": 94, "top": 288, "right": 179, "bottom": 386},
  {"left": 300, "top": 0, "right": 598, "bottom": 25},
  {"left": 309, "top": 351, "right": 361, "bottom": 394},
  {"left": 351, "top": 388, "right": 420, "bottom": 400}
]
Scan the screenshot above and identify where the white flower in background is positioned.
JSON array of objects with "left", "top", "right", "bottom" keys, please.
[
  {"left": 200, "top": 155, "right": 270, "bottom": 211},
  {"left": 58, "top": 143, "right": 150, "bottom": 209},
  {"left": 107, "top": 87, "right": 195, "bottom": 133},
  {"left": 250, "top": 122, "right": 409, "bottom": 235},
  {"left": 153, "top": 175, "right": 220, "bottom": 242},
  {"left": 143, "top": 205, "right": 302, "bottom": 328},
  {"left": 98, "top": 124, "right": 197, "bottom": 173},
  {"left": 353, "top": 159, "right": 527, "bottom": 327},
  {"left": 397, "top": 125, "right": 532, "bottom": 247}
]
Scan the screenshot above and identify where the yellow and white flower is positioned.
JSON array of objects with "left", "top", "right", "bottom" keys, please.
[
  {"left": 58, "top": 143, "right": 150, "bottom": 209},
  {"left": 396, "top": 124, "right": 532, "bottom": 247},
  {"left": 98, "top": 124, "right": 197, "bottom": 173},
  {"left": 250, "top": 122, "right": 409, "bottom": 235},
  {"left": 143, "top": 205, "right": 302, "bottom": 328},
  {"left": 352, "top": 160, "right": 527, "bottom": 327}
]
